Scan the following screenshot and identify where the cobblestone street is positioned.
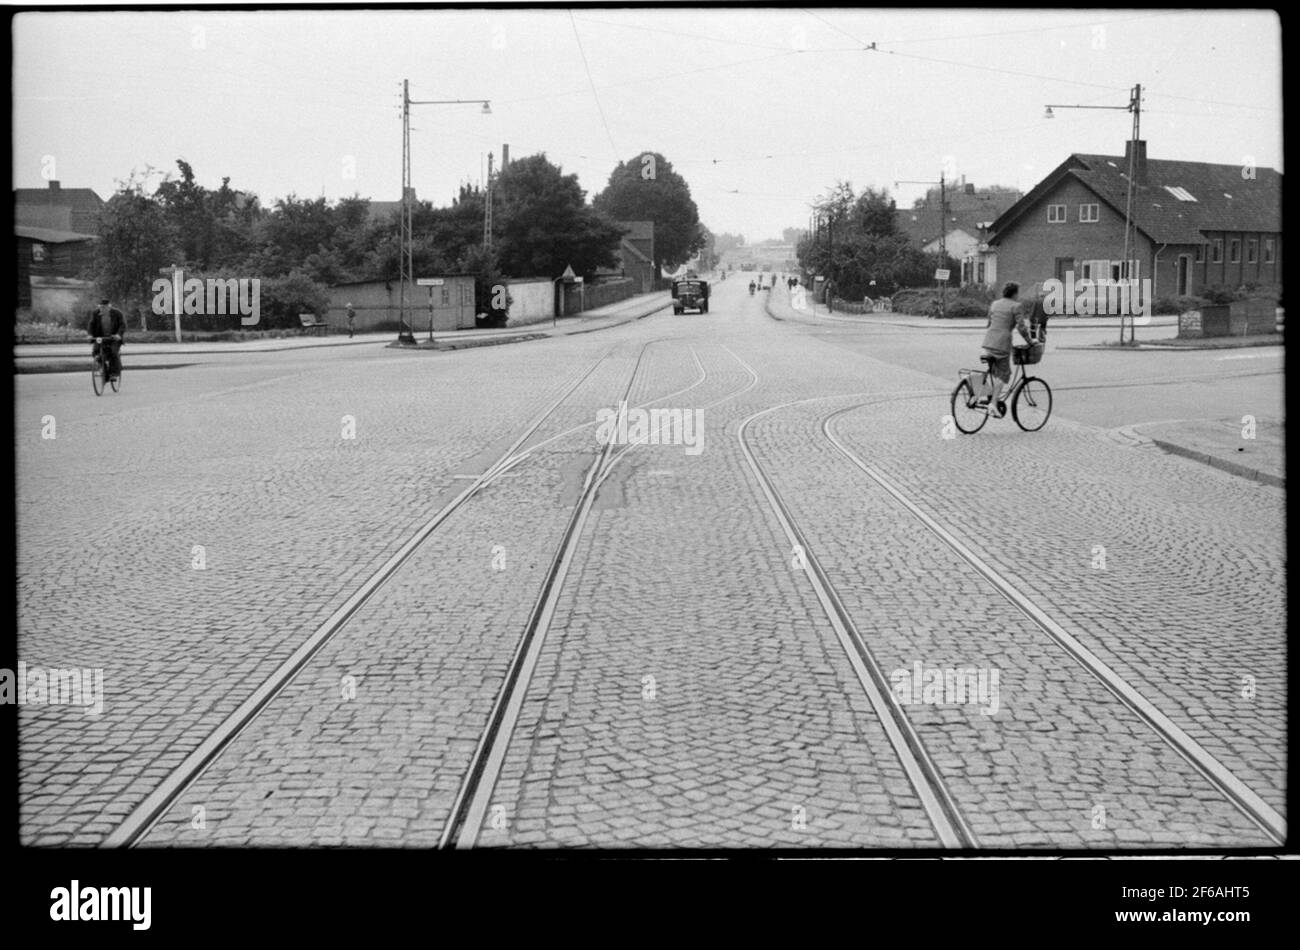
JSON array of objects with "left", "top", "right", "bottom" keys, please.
[{"left": 14, "top": 277, "right": 1285, "bottom": 850}]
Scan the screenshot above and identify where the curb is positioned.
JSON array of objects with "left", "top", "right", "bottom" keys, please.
[
  {"left": 386, "top": 298, "right": 672, "bottom": 352},
  {"left": 1057, "top": 340, "right": 1282, "bottom": 352},
  {"left": 1146, "top": 437, "right": 1284, "bottom": 489},
  {"left": 14, "top": 361, "right": 196, "bottom": 375}
]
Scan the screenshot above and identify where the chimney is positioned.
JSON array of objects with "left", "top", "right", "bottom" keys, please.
[
  {"left": 1124, "top": 139, "right": 1147, "bottom": 184},
  {"left": 502, "top": 144, "right": 509, "bottom": 168},
  {"left": 49, "top": 180, "right": 61, "bottom": 192},
  {"left": 964, "top": 182, "right": 975, "bottom": 195}
]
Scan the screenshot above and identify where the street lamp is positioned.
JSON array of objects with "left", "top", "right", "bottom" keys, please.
[
  {"left": 396, "top": 80, "right": 492, "bottom": 345},
  {"left": 1045, "top": 83, "right": 1143, "bottom": 343}
]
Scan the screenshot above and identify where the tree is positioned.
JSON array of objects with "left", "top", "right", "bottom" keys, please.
[
  {"left": 154, "top": 160, "right": 258, "bottom": 271},
  {"left": 494, "top": 153, "right": 623, "bottom": 279},
  {"left": 593, "top": 151, "right": 705, "bottom": 275},
  {"left": 92, "top": 172, "right": 181, "bottom": 321}
]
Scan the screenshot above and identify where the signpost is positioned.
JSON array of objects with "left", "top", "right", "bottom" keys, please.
[
  {"left": 935, "top": 268, "right": 951, "bottom": 319},
  {"left": 159, "top": 266, "right": 183, "bottom": 342}
]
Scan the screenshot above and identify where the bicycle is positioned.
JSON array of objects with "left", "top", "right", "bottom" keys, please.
[
  {"left": 91, "top": 335, "right": 122, "bottom": 396},
  {"left": 950, "top": 342, "right": 1051, "bottom": 434}
]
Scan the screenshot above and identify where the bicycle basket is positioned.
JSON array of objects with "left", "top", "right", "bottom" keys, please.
[{"left": 1013, "top": 343, "right": 1044, "bottom": 365}]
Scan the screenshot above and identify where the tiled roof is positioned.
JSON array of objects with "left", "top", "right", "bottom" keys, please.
[
  {"left": 14, "top": 186, "right": 105, "bottom": 210},
  {"left": 990, "top": 152, "right": 1281, "bottom": 245},
  {"left": 15, "top": 224, "right": 99, "bottom": 243}
]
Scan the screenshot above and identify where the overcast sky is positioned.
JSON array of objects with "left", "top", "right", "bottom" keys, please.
[{"left": 12, "top": 7, "right": 1282, "bottom": 242}]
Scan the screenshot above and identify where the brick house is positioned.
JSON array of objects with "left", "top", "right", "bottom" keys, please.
[
  {"left": 595, "top": 220, "right": 657, "bottom": 292},
  {"left": 987, "top": 142, "right": 1282, "bottom": 298},
  {"left": 895, "top": 183, "right": 1021, "bottom": 287}
]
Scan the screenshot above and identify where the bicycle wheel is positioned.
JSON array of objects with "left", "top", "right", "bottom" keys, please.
[
  {"left": 1012, "top": 377, "right": 1052, "bottom": 431},
  {"left": 110, "top": 366, "right": 120, "bottom": 392},
  {"left": 91, "top": 355, "right": 105, "bottom": 396},
  {"left": 950, "top": 378, "right": 988, "bottom": 434}
]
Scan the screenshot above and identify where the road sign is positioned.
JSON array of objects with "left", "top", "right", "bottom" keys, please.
[
  {"left": 416, "top": 278, "right": 445, "bottom": 286},
  {"left": 560, "top": 264, "right": 577, "bottom": 281},
  {"left": 934, "top": 269, "right": 951, "bottom": 281}
]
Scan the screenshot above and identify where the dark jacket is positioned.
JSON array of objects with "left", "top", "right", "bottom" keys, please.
[{"left": 88, "top": 306, "right": 126, "bottom": 340}]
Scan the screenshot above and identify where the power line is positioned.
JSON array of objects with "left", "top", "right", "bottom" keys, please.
[{"left": 568, "top": 12, "right": 620, "bottom": 161}]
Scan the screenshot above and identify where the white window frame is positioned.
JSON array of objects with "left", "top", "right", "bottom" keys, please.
[
  {"left": 1079, "top": 203, "right": 1100, "bottom": 223},
  {"left": 1247, "top": 239, "right": 1258, "bottom": 264},
  {"left": 1047, "top": 204, "right": 1066, "bottom": 224},
  {"left": 1263, "top": 238, "right": 1275, "bottom": 264},
  {"left": 1212, "top": 238, "right": 1223, "bottom": 263},
  {"left": 1229, "top": 239, "right": 1241, "bottom": 263}
]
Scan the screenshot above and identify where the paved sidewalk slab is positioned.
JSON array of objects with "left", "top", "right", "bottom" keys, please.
[{"left": 1132, "top": 418, "right": 1284, "bottom": 488}]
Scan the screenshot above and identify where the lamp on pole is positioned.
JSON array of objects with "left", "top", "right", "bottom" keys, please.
[
  {"left": 1045, "top": 83, "right": 1142, "bottom": 343},
  {"left": 397, "top": 80, "right": 492, "bottom": 345},
  {"left": 896, "top": 173, "right": 949, "bottom": 318}
]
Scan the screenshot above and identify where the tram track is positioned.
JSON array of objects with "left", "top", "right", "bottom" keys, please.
[
  {"left": 735, "top": 382, "right": 1286, "bottom": 848},
  {"left": 104, "top": 338, "right": 749, "bottom": 848}
]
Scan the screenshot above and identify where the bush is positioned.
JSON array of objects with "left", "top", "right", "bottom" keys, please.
[
  {"left": 891, "top": 287, "right": 991, "bottom": 318},
  {"left": 1152, "top": 294, "right": 1207, "bottom": 315}
]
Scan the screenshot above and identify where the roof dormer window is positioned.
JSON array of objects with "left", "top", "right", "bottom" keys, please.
[{"left": 1163, "top": 186, "right": 1197, "bottom": 201}]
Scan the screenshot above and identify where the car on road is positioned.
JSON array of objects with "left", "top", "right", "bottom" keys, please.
[{"left": 672, "top": 277, "right": 710, "bottom": 314}]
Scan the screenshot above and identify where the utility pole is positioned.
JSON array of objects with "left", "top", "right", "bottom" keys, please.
[
  {"left": 399, "top": 79, "right": 414, "bottom": 344},
  {"left": 396, "top": 79, "right": 492, "bottom": 345},
  {"left": 1046, "top": 82, "right": 1142, "bottom": 344},
  {"left": 484, "top": 151, "right": 494, "bottom": 251},
  {"left": 896, "top": 173, "right": 949, "bottom": 317}
]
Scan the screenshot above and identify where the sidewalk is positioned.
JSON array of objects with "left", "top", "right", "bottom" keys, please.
[
  {"left": 1128, "top": 418, "right": 1284, "bottom": 488},
  {"left": 768, "top": 285, "right": 1285, "bottom": 489},
  {"left": 14, "top": 291, "right": 672, "bottom": 366},
  {"left": 770, "top": 291, "right": 1179, "bottom": 332}
]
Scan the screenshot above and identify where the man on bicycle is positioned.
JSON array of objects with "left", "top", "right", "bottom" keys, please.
[
  {"left": 979, "top": 281, "right": 1032, "bottom": 417},
  {"left": 88, "top": 297, "right": 125, "bottom": 381}
]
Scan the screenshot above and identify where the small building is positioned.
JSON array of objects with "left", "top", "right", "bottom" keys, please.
[
  {"left": 327, "top": 275, "right": 476, "bottom": 332},
  {"left": 895, "top": 182, "right": 1022, "bottom": 288},
  {"left": 15, "top": 224, "right": 99, "bottom": 310},
  {"left": 987, "top": 142, "right": 1282, "bottom": 297}
]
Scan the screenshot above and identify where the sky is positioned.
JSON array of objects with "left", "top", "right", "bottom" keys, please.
[{"left": 11, "top": 7, "right": 1283, "bottom": 243}]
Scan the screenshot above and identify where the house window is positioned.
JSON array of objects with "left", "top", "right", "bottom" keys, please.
[
  {"left": 1047, "top": 204, "right": 1066, "bottom": 223},
  {"left": 30, "top": 243, "right": 46, "bottom": 262},
  {"left": 1263, "top": 239, "right": 1275, "bottom": 264},
  {"left": 1247, "top": 239, "right": 1258, "bottom": 264},
  {"left": 1212, "top": 239, "right": 1223, "bottom": 263},
  {"left": 1229, "top": 239, "right": 1241, "bottom": 263},
  {"left": 1195, "top": 244, "right": 1204, "bottom": 263},
  {"left": 1079, "top": 203, "right": 1100, "bottom": 223},
  {"left": 440, "top": 286, "right": 450, "bottom": 305},
  {"left": 463, "top": 284, "right": 474, "bottom": 305}
]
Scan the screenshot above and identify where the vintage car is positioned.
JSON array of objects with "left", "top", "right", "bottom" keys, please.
[{"left": 672, "top": 277, "right": 710, "bottom": 314}]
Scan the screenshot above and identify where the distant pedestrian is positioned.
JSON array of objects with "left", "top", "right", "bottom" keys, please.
[{"left": 346, "top": 303, "right": 355, "bottom": 338}]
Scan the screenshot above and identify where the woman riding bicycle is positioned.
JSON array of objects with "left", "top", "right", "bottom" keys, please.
[{"left": 979, "top": 282, "right": 1032, "bottom": 417}]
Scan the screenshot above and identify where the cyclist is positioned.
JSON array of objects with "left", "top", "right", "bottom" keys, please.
[
  {"left": 978, "top": 281, "right": 1032, "bottom": 417},
  {"left": 88, "top": 297, "right": 125, "bottom": 382},
  {"left": 748, "top": 280, "right": 755, "bottom": 295}
]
